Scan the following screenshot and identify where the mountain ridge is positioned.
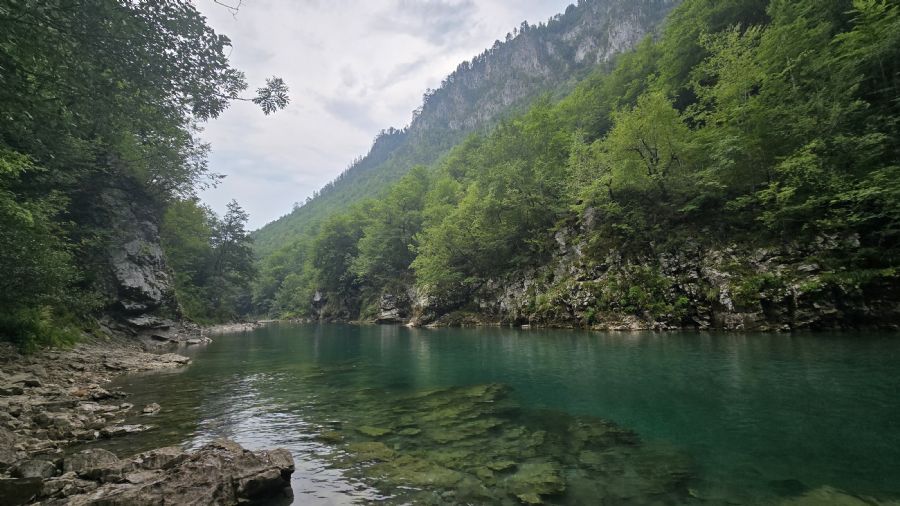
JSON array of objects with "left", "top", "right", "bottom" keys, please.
[{"left": 251, "top": 0, "right": 680, "bottom": 257}]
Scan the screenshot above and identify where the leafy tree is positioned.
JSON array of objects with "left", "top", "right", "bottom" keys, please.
[
  {"left": 161, "top": 199, "right": 257, "bottom": 321},
  {"left": 353, "top": 166, "right": 429, "bottom": 287},
  {"left": 599, "top": 90, "right": 693, "bottom": 197},
  {"left": 0, "top": 0, "right": 288, "bottom": 345}
]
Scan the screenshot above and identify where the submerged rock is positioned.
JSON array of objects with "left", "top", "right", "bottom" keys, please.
[
  {"left": 357, "top": 425, "right": 392, "bottom": 437},
  {"left": 318, "top": 381, "right": 695, "bottom": 504},
  {"left": 780, "top": 486, "right": 888, "bottom": 506},
  {"left": 100, "top": 424, "right": 153, "bottom": 438},
  {"left": 141, "top": 402, "right": 160, "bottom": 414}
]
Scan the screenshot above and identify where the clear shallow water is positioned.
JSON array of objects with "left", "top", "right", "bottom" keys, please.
[{"left": 96, "top": 324, "right": 900, "bottom": 504}]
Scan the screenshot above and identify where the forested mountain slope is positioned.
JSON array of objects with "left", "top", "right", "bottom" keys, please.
[
  {"left": 256, "top": 0, "right": 900, "bottom": 331},
  {"left": 251, "top": 0, "right": 681, "bottom": 257}
]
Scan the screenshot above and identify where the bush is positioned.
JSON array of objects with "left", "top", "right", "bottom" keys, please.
[{"left": 0, "top": 307, "right": 81, "bottom": 352}]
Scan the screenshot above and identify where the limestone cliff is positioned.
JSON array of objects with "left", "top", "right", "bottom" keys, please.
[
  {"left": 86, "top": 180, "right": 198, "bottom": 345},
  {"left": 399, "top": 211, "right": 900, "bottom": 331}
]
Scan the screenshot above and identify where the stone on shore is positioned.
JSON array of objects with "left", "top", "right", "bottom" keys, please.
[{"left": 42, "top": 439, "right": 295, "bottom": 505}]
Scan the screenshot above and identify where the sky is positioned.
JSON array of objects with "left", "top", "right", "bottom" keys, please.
[{"left": 196, "top": 0, "right": 572, "bottom": 229}]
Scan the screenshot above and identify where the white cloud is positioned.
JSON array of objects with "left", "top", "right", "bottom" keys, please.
[{"left": 196, "top": 0, "right": 573, "bottom": 229}]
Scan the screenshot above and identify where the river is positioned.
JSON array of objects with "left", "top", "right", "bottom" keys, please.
[{"left": 94, "top": 323, "right": 900, "bottom": 505}]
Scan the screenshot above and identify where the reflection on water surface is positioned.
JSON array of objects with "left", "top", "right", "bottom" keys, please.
[{"left": 93, "top": 324, "right": 900, "bottom": 504}]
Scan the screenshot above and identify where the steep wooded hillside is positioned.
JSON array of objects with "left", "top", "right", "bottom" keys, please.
[
  {"left": 251, "top": 0, "right": 680, "bottom": 257},
  {"left": 254, "top": 0, "right": 900, "bottom": 331}
]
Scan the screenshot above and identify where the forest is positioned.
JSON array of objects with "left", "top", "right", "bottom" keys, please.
[
  {"left": 253, "top": 0, "right": 900, "bottom": 325},
  {"left": 0, "top": 0, "right": 284, "bottom": 349}
]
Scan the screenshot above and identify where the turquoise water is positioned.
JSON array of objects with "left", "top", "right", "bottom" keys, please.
[{"left": 101, "top": 324, "right": 900, "bottom": 504}]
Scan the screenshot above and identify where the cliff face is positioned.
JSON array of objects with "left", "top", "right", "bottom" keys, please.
[
  {"left": 378, "top": 211, "right": 900, "bottom": 332},
  {"left": 252, "top": 0, "right": 681, "bottom": 257},
  {"left": 87, "top": 180, "right": 199, "bottom": 345},
  {"left": 412, "top": 0, "right": 678, "bottom": 136},
  {"left": 98, "top": 185, "right": 175, "bottom": 317}
]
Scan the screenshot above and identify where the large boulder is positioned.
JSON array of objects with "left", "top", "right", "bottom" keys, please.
[
  {"left": 49, "top": 439, "right": 294, "bottom": 505},
  {"left": 63, "top": 448, "right": 123, "bottom": 482},
  {"left": 91, "top": 182, "right": 204, "bottom": 346},
  {"left": 11, "top": 459, "right": 57, "bottom": 479}
]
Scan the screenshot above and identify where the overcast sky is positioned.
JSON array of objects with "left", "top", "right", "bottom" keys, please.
[{"left": 195, "top": 0, "right": 572, "bottom": 229}]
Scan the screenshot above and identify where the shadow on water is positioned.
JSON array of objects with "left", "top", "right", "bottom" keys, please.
[{"left": 86, "top": 323, "right": 900, "bottom": 504}]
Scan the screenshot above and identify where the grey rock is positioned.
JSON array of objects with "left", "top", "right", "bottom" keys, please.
[
  {"left": 89, "top": 387, "right": 114, "bottom": 400},
  {"left": 64, "top": 448, "right": 122, "bottom": 481},
  {"left": 158, "top": 353, "right": 190, "bottom": 365},
  {"left": 60, "top": 439, "right": 294, "bottom": 505},
  {"left": 125, "top": 316, "right": 174, "bottom": 329},
  {"left": 376, "top": 293, "right": 410, "bottom": 323},
  {"left": 141, "top": 402, "right": 160, "bottom": 414},
  {"left": 39, "top": 474, "right": 99, "bottom": 501},
  {"left": 100, "top": 424, "right": 153, "bottom": 438},
  {"left": 0, "top": 384, "right": 25, "bottom": 396},
  {"left": 132, "top": 446, "right": 187, "bottom": 470},
  {"left": 11, "top": 459, "right": 58, "bottom": 479},
  {"left": 6, "top": 374, "right": 42, "bottom": 388}
]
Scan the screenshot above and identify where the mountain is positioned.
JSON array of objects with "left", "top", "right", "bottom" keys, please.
[
  {"left": 253, "top": 0, "right": 900, "bottom": 331},
  {"left": 251, "top": 0, "right": 681, "bottom": 257}
]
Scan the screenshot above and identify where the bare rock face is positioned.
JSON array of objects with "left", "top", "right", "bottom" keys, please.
[
  {"left": 41, "top": 440, "right": 295, "bottom": 505},
  {"left": 97, "top": 185, "right": 175, "bottom": 317},
  {"left": 375, "top": 292, "right": 411, "bottom": 324},
  {"left": 404, "top": 210, "right": 899, "bottom": 331},
  {"left": 92, "top": 182, "right": 205, "bottom": 347}
]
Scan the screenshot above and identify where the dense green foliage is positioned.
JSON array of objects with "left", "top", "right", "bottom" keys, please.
[
  {"left": 257, "top": 0, "right": 900, "bottom": 320},
  {"left": 0, "top": 0, "right": 285, "bottom": 348},
  {"left": 161, "top": 200, "right": 256, "bottom": 323}
]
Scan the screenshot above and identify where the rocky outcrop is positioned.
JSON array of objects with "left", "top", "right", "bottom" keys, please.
[
  {"left": 0, "top": 341, "right": 190, "bottom": 462},
  {"left": 375, "top": 292, "right": 412, "bottom": 324},
  {"left": 0, "top": 341, "right": 295, "bottom": 505},
  {"left": 96, "top": 184, "right": 175, "bottom": 318},
  {"left": 405, "top": 209, "right": 900, "bottom": 331},
  {"left": 412, "top": 0, "right": 679, "bottom": 136},
  {"left": 89, "top": 181, "right": 204, "bottom": 347},
  {"left": 6, "top": 440, "right": 294, "bottom": 505}
]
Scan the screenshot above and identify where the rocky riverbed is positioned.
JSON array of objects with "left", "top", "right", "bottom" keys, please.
[{"left": 0, "top": 338, "right": 294, "bottom": 505}]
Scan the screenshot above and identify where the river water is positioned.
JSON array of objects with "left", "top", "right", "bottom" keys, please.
[{"left": 98, "top": 323, "right": 900, "bottom": 505}]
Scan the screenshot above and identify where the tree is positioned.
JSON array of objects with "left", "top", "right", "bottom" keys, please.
[
  {"left": 352, "top": 166, "right": 429, "bottom": 287},
  {"left": 205, "top": 201, "right": 256, "bottom": 319},
  {"left": 0, "top": 0, "right": 288, "bottom": 344},
  {"left": 161, "top": 199, "right": 257, "bottom": 321},
  {"left": 599, "top": 90, "right": 693, "bottom": 197}
]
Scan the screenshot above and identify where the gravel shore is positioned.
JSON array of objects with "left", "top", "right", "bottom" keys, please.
[{"left": 0, "top": 335, "right": 294, "bottom": 505}]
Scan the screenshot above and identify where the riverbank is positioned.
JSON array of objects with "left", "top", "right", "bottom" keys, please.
[
  {"left": 203, "top": 321, "right": 269, "bottom": 335},
  {"left": 0, "top": 334, "right": 294, "bottom": 505}
]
